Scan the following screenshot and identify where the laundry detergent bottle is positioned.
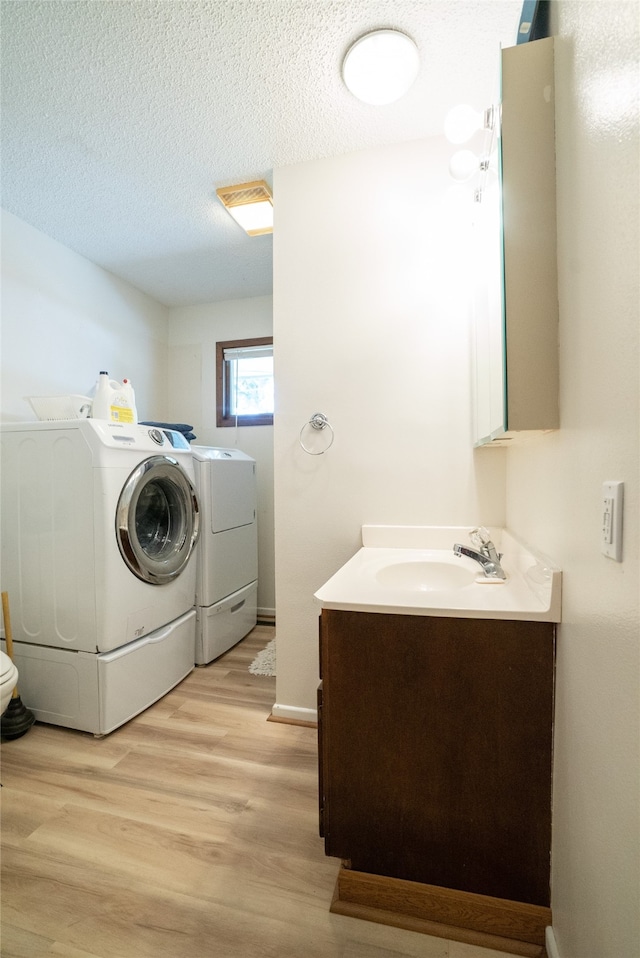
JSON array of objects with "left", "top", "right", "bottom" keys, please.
[
  {"left": 92, "top": 371, "right": 138, "bottom": 423},
  {"left": 121, "top": 379, "right": 138, "bottom": 423}
]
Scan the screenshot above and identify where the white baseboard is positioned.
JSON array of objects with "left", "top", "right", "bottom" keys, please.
[
  {"left": 271, "top": 703, "right": 317, "bottom": 725},
  {"left": 257, "top": 608, "right": 275, "bottom": 624},
  {"left": 546, "top": 925, "right": 561, "bottom": 958}
]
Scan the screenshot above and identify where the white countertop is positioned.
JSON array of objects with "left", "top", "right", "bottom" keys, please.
[{"left": 314, "top": 525, "right": 562, "bottom": 623}]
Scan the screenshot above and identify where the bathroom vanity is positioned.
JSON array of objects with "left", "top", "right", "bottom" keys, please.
[{"left": 315, "top": 526, "right": 561, "bottom": 955}]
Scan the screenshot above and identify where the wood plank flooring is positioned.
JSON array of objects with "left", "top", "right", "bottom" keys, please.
[{"left": 1, "top": 626, "right": 532, "bottom": 958}]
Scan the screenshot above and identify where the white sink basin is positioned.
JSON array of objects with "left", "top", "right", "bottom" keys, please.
[
  {"left": 314, "top": 526, "right": 562, "bottom": 622},
  {"left": 375, "top": 559, "right": 477, "bottom": 591}
]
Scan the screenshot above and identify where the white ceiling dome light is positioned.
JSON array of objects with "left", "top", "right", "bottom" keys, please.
[{"left": 342, "top": 29, "right": 420, "bottom": 105}]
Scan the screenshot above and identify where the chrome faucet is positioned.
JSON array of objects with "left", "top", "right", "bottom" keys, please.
[{"left": 453, "top": 527, "right": 506, "bottom": 580}]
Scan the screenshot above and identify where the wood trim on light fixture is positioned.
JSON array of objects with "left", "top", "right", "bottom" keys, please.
[{"left": 216, "top": 179, "right": 273, "bottom": 235}]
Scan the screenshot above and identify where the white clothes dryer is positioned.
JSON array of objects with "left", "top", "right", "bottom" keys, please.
[
  {"left": 191, "top": 446, "right": 258, "bottom": 665},
  {"left": 0, "top": 419, "right": 200, "bottom": 735}
]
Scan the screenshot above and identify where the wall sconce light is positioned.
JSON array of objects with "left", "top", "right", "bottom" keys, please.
[
  {"left": 444, "top": 104, "right": 496, "bottom": 145},
  {"left": 216, "top": 180, "right": 273, "bottom": 236},
  {"left": 342, "top": 29, "right": 420, "bottom": 105},
  {"left": 445, "top": 103, "right": 499, "bottom": 202},
  {"left": 449, "top": 149, "right": 481, "bottom": 182}
]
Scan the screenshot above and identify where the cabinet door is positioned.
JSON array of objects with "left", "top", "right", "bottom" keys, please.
[
  {"left": 320, "top": 609, "right": 554, "bottom": 907},
  {"left": 317, "top": 680, "right": 325, "bottom": 838},
  {"left": 473, "top": 37, "right": 559, "bottom": 444},
  {"left": 472, "top": 177, "right": 506, "bottom": 445}
]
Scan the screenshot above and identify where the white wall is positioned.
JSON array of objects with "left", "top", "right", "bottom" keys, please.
[
  {"left": 167, "top": 296, "right": 275, "bottom": 616},
  {"left": 505, "top": 6, "right": 640, "bottom": 958},
  {"left": 273, "top": 137, "right": 506, "bottom": 720},
  {"left": 1, "top": 210, "right": 169, "bottom": 422}
]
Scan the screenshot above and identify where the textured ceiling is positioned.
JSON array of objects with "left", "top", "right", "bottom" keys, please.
[{"left": 1, "top": 1, "right": 522, "bottom": 307}]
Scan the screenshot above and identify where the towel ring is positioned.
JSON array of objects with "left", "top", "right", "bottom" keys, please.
[{"left": 299, "top": 413, "right": 334, "bottom": 455}]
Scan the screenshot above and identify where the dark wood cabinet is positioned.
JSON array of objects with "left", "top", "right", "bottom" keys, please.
[{"left": 318, "top": 609, "right": 555, "bottom": 909}]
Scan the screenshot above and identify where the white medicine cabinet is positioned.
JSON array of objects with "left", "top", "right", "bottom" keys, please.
[{"left": 472, "top": 37, "right": 559, "bottom": 446}]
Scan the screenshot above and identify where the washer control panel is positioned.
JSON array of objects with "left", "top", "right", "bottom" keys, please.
[{"left": 87, "top": 420, "right": 191, "bottom": 453}]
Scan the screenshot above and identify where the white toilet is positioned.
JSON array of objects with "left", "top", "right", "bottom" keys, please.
[{"left": 0, "top": 649, "right": 18, "bottom": 715}]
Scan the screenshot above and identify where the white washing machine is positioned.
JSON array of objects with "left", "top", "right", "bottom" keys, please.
[
  {"left": 0, "top": 419, "right": 200, "bottom": 735},
  {"left": 191, "top": 446, "right": 258, "bottom": 665}
]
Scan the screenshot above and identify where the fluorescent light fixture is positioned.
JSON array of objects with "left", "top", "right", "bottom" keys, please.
[
  {"left": 342, "top": 29, "right": 420, "bottom": 105},
  {"left": 216, "top": 180, "right": 273, "bottom": 236}
]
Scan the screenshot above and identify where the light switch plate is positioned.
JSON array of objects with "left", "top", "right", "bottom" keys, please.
[{"left": 602, "top": 481, "right": 624, "bottom": 561}]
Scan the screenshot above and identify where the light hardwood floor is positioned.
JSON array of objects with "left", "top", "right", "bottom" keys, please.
[{"left": 1, "top": 626, "right": 532, "bottom": 958}]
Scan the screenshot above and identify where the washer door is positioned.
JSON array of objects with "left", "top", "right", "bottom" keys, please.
[{"left": 116, "top": 456, "right": 200, "bottom": 584}]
